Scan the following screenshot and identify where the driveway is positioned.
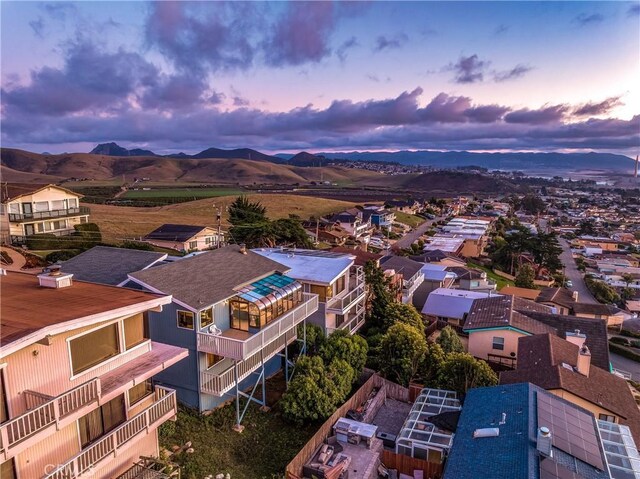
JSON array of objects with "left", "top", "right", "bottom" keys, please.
[{"left": 558, "top": 238, "right": 598, "bottom": 304}]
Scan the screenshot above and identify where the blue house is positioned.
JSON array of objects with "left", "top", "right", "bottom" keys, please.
[{"left": 126, "top": 245, "right": 319, "bottom": 429}]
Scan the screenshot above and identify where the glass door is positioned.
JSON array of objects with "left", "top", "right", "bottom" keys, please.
[{"left": 21, "top": 202, "right": 33, "bottom": 218}]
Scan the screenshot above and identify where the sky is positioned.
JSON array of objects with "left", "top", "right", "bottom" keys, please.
[{"left": 1, "top": 1, "right": 639, "bottom": 155}]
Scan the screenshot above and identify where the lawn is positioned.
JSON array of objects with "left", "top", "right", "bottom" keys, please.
[
  {"left": 393, "top": 211, "right": 425, "bottom": 228},
  {"left": 123, "top": 187, "right": 244, "bottom": 199},
  {"left": 87, "top": 194, "right": 357, "bottom": 243},
  {"left": 159, "top": 376, "right": 317, "bottom": 479},
  {"left": 467, "top": 261, "right": 515, "bottom": 290}
]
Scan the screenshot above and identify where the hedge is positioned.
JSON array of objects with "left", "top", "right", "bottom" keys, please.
[
  {"left": 609, "top": 342, "right": 640, "bottom": 363},
  {"left": 620, "top": 329, "right": 640, "bottom": 339}
]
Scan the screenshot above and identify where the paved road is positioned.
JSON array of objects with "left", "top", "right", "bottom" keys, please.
[
  {"left": 391, "top": 217, "right": 441, "bottom": 252},
  {"left": 558, "top": 238, "right": 598, "bottom": 304}
]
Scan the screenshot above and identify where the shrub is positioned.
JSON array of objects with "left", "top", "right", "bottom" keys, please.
[
  {"left": 45, "top": 250, "right": 81, "bottom": 263},
  {"left": 121, "top": 240, "right": 155, "bottom": 251},
  {"left": 609, "top": 342, "right": 640, "bottom": 363}
]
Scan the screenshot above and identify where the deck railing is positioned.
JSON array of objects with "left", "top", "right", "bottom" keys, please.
[
  {"left": 0, "top": 378, "right": 100, "bottom": 460},
  {"left": 326, "top": 266, "right": 366, "bottom": 314},
  {"left": 327, "top": 305, "right": 366, "bottom": 336},
  {"left": 8, "top": 206, "right": 90, "bottom": 222},
  {"left": 197, "top": 293, "right": 318, "bottom": 361},
  {"left": 43, "top": 387, "right": 176, "bottom": 479}
]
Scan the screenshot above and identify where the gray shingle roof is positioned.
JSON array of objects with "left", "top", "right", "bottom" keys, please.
[
  {"left": 60, "top": 246, "right": 167, "bottom": 286},
  {"left": 128, "top": 245, "right": 289, "bottom": 310},
  {"left": 380, "top": 255, "right": 424, "bottom": 280},
  {"left": 464, "top": 295, "right": 555, "bottom": 334},
  {"left": 144, "top": 224, "right": 209, "bottom": 243}
]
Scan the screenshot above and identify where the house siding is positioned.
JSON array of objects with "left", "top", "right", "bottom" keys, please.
[{"left": 467, "top": 329, "right": 525, "bottom": 361}]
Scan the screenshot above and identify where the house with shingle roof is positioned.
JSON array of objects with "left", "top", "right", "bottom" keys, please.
[{"left": 142, "top": 223, "right": 223, "bottom": 252}]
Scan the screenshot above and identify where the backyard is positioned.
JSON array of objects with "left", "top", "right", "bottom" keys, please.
[
  {"left": 466, "top": 261, "right": 515, "bottom": 290},
  {"left": 393, "top": 211, "right": 424, "bottom": 228}
]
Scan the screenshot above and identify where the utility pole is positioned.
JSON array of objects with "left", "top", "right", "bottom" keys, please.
[{"left": 213, "top": 204, "right": 223, "bottom": 248}]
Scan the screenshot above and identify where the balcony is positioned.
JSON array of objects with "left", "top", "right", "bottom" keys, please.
[
  {"left": 327, "top": 302, "right": 366, "bottom": 336},
  {"left": 326, "top": 283, "right": 366, "bottom": 315},
  {"left": 200, "top": 328, "right": 298, "bottom": 396},
  {"left": 116, "top": 457, "right": 181, "bottom": 479},
  {"left": 43, "top": 386, "right": 177, "bottom": 479},
  {"left": 0, "top": 378, "right": 100, "bottom": 462},
  {"left": 8, "top": 206, "right": 90, "bottom": 222},
  {"left": 402, "top": 273, "right": 425, "bottom": 302},
  {"left": 197, "top": 293, "right": 319, "bottom": 361}
]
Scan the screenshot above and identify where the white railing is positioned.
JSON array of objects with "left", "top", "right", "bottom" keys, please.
[
  {"left": 197, "top": 293, "right": 318, "bottom": 360},
  {"left": 200, "top": 328, "right": 297, "bottom": 396},
  {"left": 326, "top": 284, "right": 366, "bottom": 314},
  {"left": 327, "top": 305, "right": 366, "bottom": 336},
  {"left": 43, "top": 387, "right": 176, "bottom": 479},
  {"left": 0, "top": 378, "right": 100, "bottom": 459},
  {"left": 613, "top": 368, "right": 632, "bottom": 380}
]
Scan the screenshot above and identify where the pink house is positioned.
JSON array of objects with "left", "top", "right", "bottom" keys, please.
[{"left": 0, "top": 270, "right": 188, "bottom": 479}]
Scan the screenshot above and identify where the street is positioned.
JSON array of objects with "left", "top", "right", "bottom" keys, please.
[
  {"left": 558, "top": 237, "right": 599, "bottom": 304},
  {"left": 390, "top": 217, "right": 441, "bottom": 252}
]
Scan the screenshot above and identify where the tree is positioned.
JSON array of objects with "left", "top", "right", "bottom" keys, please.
[
  {"left": 228, "top": 195, "right": 267, "bottom": 225},
  {"left": 585, "top": 276, "right": 621, "bottom": 304},
  {"left": 382, "top": 302, "right": 425, "bottom": 336},
  {"left": 520, "top": 194, "right": 546, "bottom": 215},
  {"left": 320, "top": 329, "right": 368, "bottom": 379},
  {"left": 364, "top": 260, "right": 395, "bottom": 331},
  {"left": 296, "top": 323, "right": 325, "bottom": 355},
  {"left": 437, "top": 353, "right": 498, "bottom": 396},
  {"left": 515, "top": 264, "right": 536, "bottom": 289},
  {"left": 622, "top": 273, "right": 635, "bottom": 289},
  {"left": 436, "top": 326, "right": 464, "bottom": 354},
  {"left": 419, "top": 342, "right": 446, "bottom": 385},
  {"left": 377, "top": 323, "right": 427, "bottom": 387},
  {"left": 577, "top": 219, "right": 597, "bottom": 236}
]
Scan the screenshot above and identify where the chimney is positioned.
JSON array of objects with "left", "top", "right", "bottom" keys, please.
[
  {"left": 565, "top": 329, "right": 586, "bottom": 349},
  {"left": 536, "top": 426, "right": 553, "bottom": 458},
  {"left": 572, "top": 291, "right": 579, "bottom": 302},
  {"left": 38, "top": 266, "right": 73, "bottom": 289},
  {"left": 239, "top": 244, "right": 247, "bottom": 255},
  {"left": 576, "top": 344, "right": 591, "bottom": 377}
]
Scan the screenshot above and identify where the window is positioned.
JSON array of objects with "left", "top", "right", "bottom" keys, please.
[
  {"left": 70, "top": 324, "right": 119, "bottom": 375},
  {"left": 189, "top": 241, "right": 198, "bottom": 250},
  {"left": 599, "top": 414, "right": 616, "bottom": 423},
  {"left": 309, "top": 284, "right": 332, "bottom": 302},
  {"left": 68, "top": 198, "right": 78, "bottom": 208},
  {"left": 177, "top": 310, "right": 194, "bottom": 329},
  {"left": 205, "top": 236, "right": 213, "bottom": 245},
  {"left": 200, "top": 307, "right": 214, "bottom": 328},
  {"left": 206, "top": 353, "right": 223, "bottom": 369},
  {"left": 52, "top": 219, "right": 67, "bottom": 230},
  {"left": 80, "top": 216, "right": 88, "bottom": 224},
  {"left": 335, "top": 315, "right": 346, "bottom": 328},
  {"left": 34, "top": 201, "right": 49, "bottom": 212},
  {"left": 0, "top": 459, "right": 16, "bottom": 479},
  {"left": 78, "top": 395, "right": 126, "bottom": 448},
  {"left": 0, "top": 373, "right": 8, "bottom": 424},
  {"left": 124, "top": 313, "right": 148, "bottom": 350},
  {"left": 335, "top": 275, "right": 346, "bottom": 295},
  {"left": 51, "top": 200, "right": 65, "bottom": 210},
  {"left": 492, "top": 337, "right": 505, "bottom": 351},
  {"left": 128, "top": 380, "right": 152, "bottom": 406}
]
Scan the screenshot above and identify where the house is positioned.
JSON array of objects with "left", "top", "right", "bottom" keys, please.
[
  {"left": 410, "top": 249, "right": 466, "bottom": 267},
  {"left": 253, "top": 248, "right": 367, "bottom": 335},
  {"left": 303, "top": 219, "right": 351, "bottom": 246},
  {"left": 501, "top": 333, "right": 640, "bottom": 442},
  {"left": 499, "top": 285, "right": 541, "bottom": 301},
  {"left": 464, "top": 295, "right": 611, "bottom": 371},
  {"left": 385, "top": 199, "right": 420, "bottom": 214},
  {"left": 412, "top": 264, "right": 457, "bottom": 310},
  {"left": 421, "top": 288, "right": 495, "bottom": 325},
  {"left": 142, "top": 224, "right": 223, "bottom": 252},
  {"left": 330, "top": 246, "right": 382, "bottom": 267},
  {"left": 422, "top": 236, "right": 465, "bottom": 255},
  {"left": 0, "top": 184, "right": 90, "bottom": 245},
  {"left": 127, "top": 245, "right": 319, "bottom": 428},
  {"left": 0, "top": 270, "right": 187, "bottom": 479},
  {"left": 361, "top": 206, "right": 395, "bottom": 228},
  {"left": 443, "top": 382, "right": 633, "bottom": 479},
  {"left": 447, "top": 266, "right": 497, "bottom": 292},
  {"left": 535, "top": 287, "right": 577, "bottom": 315},
  {"left": 326, "top": 208, "right": 372, "bottom": 242},
  {"left": 60, "top": 246, "right": 168, "bottom": 286},
  {"left": 572, "top": 303, "right": 626, "bottom": 329},
  {"left": 380, "top": 255, "right": 425, "bottom": 304}
]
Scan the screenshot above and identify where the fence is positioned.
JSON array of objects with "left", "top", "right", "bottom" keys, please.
[
  {"left": 285, "top": 373, "right": 411, "bottom": 478},
  {"left": 381, "top": 449, "right": 443, "bottom": 479}
]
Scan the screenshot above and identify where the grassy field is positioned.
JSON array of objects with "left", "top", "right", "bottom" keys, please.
[
  {"left": 87, "top": 193, "right": 357, "bottom": 243},
  {"left": 393, "top": 211, "right": 425, "bottom": 228},
  {"left": 123, "top": 187, "right": 244, "bottom": 199}
]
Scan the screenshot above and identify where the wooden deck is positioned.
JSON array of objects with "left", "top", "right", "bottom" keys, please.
[
  {"left": 100, "top": 342, "right": 188, "bottom": 398},
  {"left": 221, "top": 329, "right": 252, "bottom": 340}
]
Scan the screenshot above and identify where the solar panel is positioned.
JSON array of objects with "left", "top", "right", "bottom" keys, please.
[
  {"left": 539, "top": 458, "right": 580, "bottom": 479},
  {"left": 536, "top": 393, "right": 605, "bottom": 471}
]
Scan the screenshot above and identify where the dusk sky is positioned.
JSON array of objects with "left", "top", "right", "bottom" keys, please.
[{"left": 1, "top": 1, "right": 639, "bottom": 155}]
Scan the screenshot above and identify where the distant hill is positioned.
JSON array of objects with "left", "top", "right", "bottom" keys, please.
[
  {"left": 317, "top": 150, "right": 635, "bottom": 172},
  {"left": 190, "top": 147, "right": 283, "bottom": 163},
  {"left": 287, "top": 151, "right": 331, "bottom": 167},
  {"left": 90, "top": 142, "right": 157, "bottom": 157}
]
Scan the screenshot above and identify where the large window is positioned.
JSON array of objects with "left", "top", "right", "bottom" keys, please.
[
  {"left": 335, "top": 275, "right": 346, "bottom": 295},
  {"left": 230, "top": 288, "right": 302, "bottom": 331},
  {"left": 70, "top": 324, "right": 119, "bottom": 375},
  {"left": 128, "top": 380, "right": 152, "bottom": 406},
  {"left": 177, "top": 310, "right": 194, "bottom": 330},
  {"left": 0, "top": 373, "right": 8, "bottom": 424},
  {"left": 492, "top": 337, "right": 505, "bottom": 351},
  {"left": 200, "top": 308, "right": 214, "bottom": 329},
  {"left": 599, "top": 414, "right": 616, "bottom": 423},
  {"left": 309, "top": 284, "right": 332, "bottom": 302},
  {"left": 78, "top": 395, "right": 126, "bottom": 448},
  {"left": 206, "top": 353, "right": 223, "bottom": 369},
  {"left": 124, "top": 313, "right": 148, "bottom": 350}
]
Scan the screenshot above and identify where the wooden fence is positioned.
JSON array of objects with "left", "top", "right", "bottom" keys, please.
[
  {"left": 381, "top": 450, "right": 443, "bottom": 479},
  {"left": 285, "top": 373, "right": 411, "bottom": 478}
]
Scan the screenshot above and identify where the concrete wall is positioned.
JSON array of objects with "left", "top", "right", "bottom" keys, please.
[{"left": 467, "top": 329, "right": 525, "bottom": 361}]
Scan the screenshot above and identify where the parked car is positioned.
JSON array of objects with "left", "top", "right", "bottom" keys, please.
[{"left": 566, "top": 280, "right": 573, "bottom": 288}]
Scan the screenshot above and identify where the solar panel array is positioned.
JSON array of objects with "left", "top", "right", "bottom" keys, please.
[
  {"left": 537, "top": 393, "right": 605, "bottom": 470},
  {"left": 539, "top": 458, "right": 580, "bottom": 479}
]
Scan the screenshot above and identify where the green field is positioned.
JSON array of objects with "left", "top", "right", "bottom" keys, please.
[
  {"left": 123, "top": 187, "right": 245, "bottom": 199},
  {"left": 393, "top": 211, "right": 425, "bottom": 228}
]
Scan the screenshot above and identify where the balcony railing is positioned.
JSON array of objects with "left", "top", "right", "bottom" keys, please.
[
  {"left": 0, "top": 378, "right": 100, "bottom": 462},
  {"left": 200, "top": 328, "right": 297, "bottom": 396},
  {"left": 197, "top": 293, "right": 318, "bottom": 361},
  {"left": 43, "top": 387, "right": 177, "bottom": 479},
  {"left": 8, "top": 206, "right": 90, "bottom": 222},
  {"left": 326, "top": 284, "right": 366, "bottom": 314},
  {"left": 327, "top": 304, "right": 366, "bottom": 336}
]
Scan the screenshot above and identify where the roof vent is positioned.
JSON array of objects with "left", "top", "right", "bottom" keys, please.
[
  {"left": 473, "top": 428, "right": 500, "bottom": 438},
  {"left": 536, "top": 426, "right": 553, "bottom": 458},
  {"left": 38, "top": 267, "right": 73, "bottom": 289}
]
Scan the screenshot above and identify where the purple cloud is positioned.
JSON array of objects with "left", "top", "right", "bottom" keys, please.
[
  {"left": 493, "top": 64, "right": 533, "bottom": 82},
  {"left": 450, "top": 54, "right": 488, "bottom": 84},
  {"left": 374, "top": 33, "right": 409, "bottom": 52},
  {"left": 505, "top": 104, "right": 569, "bottom": 124},
  {"left": 573, "top": 96, "right": 623, "bottom": 116},
  {"left": 141, "top": 75, "right": 209, "bottom": 111},
  {"left": 493, "top": 24, "right": 510, "bottom": 36},
  {"left": 336, "top": 36, "right": 359, "bottom": 63}
]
